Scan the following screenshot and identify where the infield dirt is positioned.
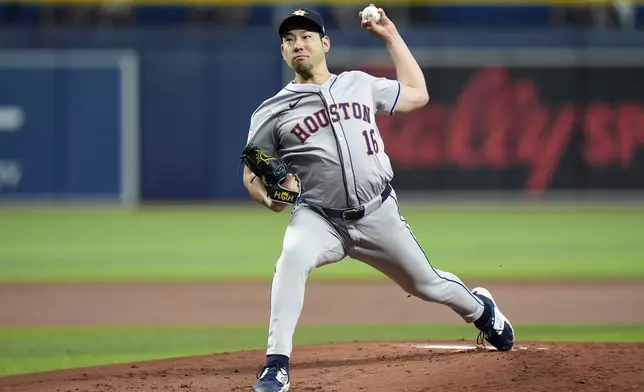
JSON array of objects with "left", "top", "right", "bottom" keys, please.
[{"left": 1, "top": 280, "right": 643, "bottom": 391}]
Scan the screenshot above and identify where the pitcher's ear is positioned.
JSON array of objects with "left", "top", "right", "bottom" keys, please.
[{"left": 322, "top": 35, "right": 330, "bottom": 52}]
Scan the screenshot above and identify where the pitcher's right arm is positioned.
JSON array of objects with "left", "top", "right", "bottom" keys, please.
[
  {"left": 243, "top": 165, "right": 287, "bottom": 212},
  {"left": 242, "top": 101, "right": 292, "bottom": 213}
]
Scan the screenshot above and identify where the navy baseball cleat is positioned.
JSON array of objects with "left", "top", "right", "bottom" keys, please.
[
  {"left": 472, "top": 287, "right": 515, "bottom": 351},
  {"left": 252, "top": 363, "right": 290, "bottom": 392}
]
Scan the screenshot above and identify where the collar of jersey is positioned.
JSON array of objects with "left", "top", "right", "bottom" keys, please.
[{"left": 285, "top": 73, "right": 337, "bottom": 93}]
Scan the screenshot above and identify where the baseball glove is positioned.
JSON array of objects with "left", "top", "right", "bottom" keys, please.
[{"left": 240, "top": 143, "right": 301, "bottom": 205}]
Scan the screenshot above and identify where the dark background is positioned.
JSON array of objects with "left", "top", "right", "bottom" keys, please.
[{"left": 330, "top": 65, "right": 644, "bottom": 193}]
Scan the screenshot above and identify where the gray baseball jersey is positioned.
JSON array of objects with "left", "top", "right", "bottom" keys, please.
[
  {"left": 247, "top": 71, "right": 398, "bottom": 209},
  {"left": 245, "top": 70, "right": 489, "bottom": 359}
]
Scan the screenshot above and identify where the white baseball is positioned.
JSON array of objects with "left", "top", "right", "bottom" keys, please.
[{"left": 361, "top": 5, "right": 380, "bottom": 23}]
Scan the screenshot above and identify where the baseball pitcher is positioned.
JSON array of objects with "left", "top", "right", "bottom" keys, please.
[{"left": 240, "top": 5, "right": 515, "bottom": 392}]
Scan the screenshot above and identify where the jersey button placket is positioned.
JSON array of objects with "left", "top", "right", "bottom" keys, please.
[{"left": 321, "top": 87, "right": 359, "bottom": 206}]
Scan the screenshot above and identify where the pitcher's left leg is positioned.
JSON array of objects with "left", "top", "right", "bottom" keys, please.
[
  {"left": 349, "top": 192, "right": 514, "bottom": 350},
  {"left": 349, "top": 197, "right": 483, "bottom": 322}
]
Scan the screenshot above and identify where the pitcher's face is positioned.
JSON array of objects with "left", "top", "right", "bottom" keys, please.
[{"left": 281, "top": 29, "right": 330, "bottom": 75}]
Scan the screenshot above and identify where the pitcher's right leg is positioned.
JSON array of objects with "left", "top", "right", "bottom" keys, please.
[
  {"left": 266, "top": 206, "right": 346, "bottom": 357},
  {"left": 254, "top": 206, "right": 346, "bottom": 392}
]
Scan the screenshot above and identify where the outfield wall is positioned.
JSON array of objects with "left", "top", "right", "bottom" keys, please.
[{"left": 0, "top": 27, "right": 643, "bottom": 203}]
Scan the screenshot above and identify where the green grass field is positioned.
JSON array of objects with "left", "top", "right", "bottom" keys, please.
[
  {"left": 1, "top": 203, "right": 643, "bottom": 378},
  {"left": 1, "top": 203, "right": 643, "bottom": 282},
  {"left": 2, "top": 324, "right": 643, "bottom": 376}
]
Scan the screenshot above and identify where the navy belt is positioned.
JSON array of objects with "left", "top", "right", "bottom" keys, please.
[{"left": 321, "top": 183, "right": 392, "bottom": 221}]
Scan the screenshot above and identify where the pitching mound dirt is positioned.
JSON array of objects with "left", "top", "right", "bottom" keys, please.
[{"left": 1, "top": 340, "right": 643, "bottom": 392}]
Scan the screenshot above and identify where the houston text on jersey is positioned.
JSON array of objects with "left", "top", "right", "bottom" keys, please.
[{"left": 289, "top": 101, "right": 372, "bottom": 143}]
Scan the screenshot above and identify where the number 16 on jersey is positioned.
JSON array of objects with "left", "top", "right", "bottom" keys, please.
[{"left": 362, "top": 129, "right": 379, "bottom": 155}]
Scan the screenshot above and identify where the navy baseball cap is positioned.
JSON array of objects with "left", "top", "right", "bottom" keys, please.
[{"left": 278, "top": 8, "right": 326, "bottom": 37}]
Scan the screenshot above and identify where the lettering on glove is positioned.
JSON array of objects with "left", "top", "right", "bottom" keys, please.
[{"left": 240, "top": 143, "right": 301, "bottom": 205}]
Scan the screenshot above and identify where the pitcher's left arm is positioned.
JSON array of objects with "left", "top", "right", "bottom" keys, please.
[{"left": 361, "top": 5, "right": 429, "bottom": 113}]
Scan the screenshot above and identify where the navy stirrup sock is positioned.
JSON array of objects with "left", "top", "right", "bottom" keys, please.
[{"left": 266, "top": 354, "right": 290, "bottom": 369}]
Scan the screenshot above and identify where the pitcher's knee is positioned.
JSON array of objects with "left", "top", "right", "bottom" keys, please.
[{"left": 275, "top": 244, "right": 316, "bottom": 277}]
